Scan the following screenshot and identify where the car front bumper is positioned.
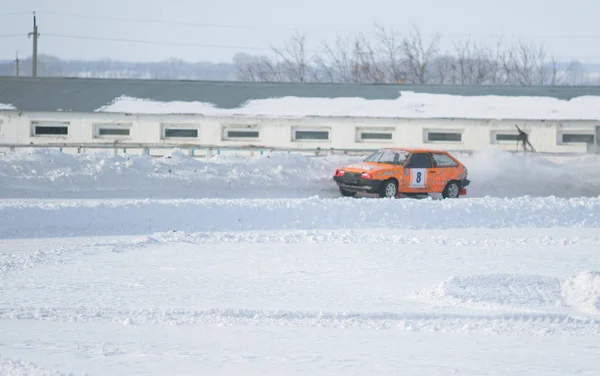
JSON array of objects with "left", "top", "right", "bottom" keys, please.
[{"left": 333, "top": 175, "right": 383, "bottom": 193}]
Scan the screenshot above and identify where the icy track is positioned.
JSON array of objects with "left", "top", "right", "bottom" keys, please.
[
  {"left": 1, "top": 149, "right": 600, "bottom": 375},
  {"left": 1, "top": 147, "right": 600, "bottom": 199}
]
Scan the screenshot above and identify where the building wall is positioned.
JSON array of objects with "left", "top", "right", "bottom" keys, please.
[{"left": 0, "top": 110, "right": 598, "bottom": 154}]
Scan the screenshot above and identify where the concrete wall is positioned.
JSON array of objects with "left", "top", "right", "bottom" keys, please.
[{"left": 0, "top": 110, "right": 598, "bottom": 154}]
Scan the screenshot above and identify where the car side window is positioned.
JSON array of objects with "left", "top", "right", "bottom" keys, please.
[
  {"left": 406, "top": 153, "right": 432, "bottom": 168},
  {"left": 431, "top": 153, "right": 458, "bottom": 167}
]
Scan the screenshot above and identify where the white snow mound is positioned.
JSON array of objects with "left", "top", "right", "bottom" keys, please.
[
  {"left": 0, "top": 357, "right": 74, "bottom": 376},
  {"left": 412, "top": 274, "right": 563, "bottom": 309},
  {"left": 413, "top": 271, "right": 600, "bottom": 314},
  {"left": 561, "top": 270, "right": 600, "bottom": 314},
  {"left": 95, "top": 92, "right": 600, "bottom": 120}
]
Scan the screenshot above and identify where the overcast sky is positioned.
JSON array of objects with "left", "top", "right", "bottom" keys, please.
[{"left": 1, "top": 0, "right": 599, "bottom": 63}]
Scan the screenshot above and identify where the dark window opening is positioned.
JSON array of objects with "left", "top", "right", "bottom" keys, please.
[
  {"left": 495, "top": 134, "right": 520, "bottom": 141},
  {"left": 165, "top": 129, "right": 198, "bottom": 138},
  {"left": 361, "top": 132, "right": 393, "bottom": 140},
  {"left": 99, "top": 128, "right": 130, "bottom": 136},
  {"left": 227, "top": 130, "right": 259, "bottom": 138},
  {"left": 427, "top": 132, "right": 462, "bottom": 142},
  {"left": 295, "top": 130, "right": 329, "bottom": 140},
  {"left": 35, "top": 126, "right": 68, "bottom": 135},
  {"left": 562, "top": 134, "right": 594, "bottom": 144}
]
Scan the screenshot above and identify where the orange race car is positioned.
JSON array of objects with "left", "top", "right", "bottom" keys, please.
[{"left": 333, "top": 148, "right": 470, "bottom": 199}]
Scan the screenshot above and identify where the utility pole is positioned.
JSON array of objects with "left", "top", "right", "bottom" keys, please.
[
  {"left": 28, "top": 11, "right": 39, "bottom": 77},
  {"left": 15, "top": 52, "right": 20, "bottom": 77}
]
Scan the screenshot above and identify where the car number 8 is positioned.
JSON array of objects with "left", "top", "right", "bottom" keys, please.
[{"left": 410, "top": 168, "right": 426, "bottom": 187}]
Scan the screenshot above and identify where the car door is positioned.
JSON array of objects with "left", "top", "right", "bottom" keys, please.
[
  {"left": 426, "top": 152, "right": 441, "bottom": 192},
  {"left": 430, "top": 152, "right": 460, "bottom": 193},
  {"left": 403, "top": 152, "right": 433, "bottom": 193}
]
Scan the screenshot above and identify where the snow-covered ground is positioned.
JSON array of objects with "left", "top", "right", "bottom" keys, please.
[
  {"left": 94, "top": 91, "right": 600, "bottom": 120},
  {"left": 1, "top": 148, "right": 600, "bottom": 375}
]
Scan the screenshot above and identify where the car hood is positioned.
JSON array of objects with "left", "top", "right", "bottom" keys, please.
[{"left": 342, "top": 162, "right": 397, "bottom": 173}]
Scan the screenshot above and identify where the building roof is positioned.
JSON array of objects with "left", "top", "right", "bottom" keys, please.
[{"left": 3, "top": 76, "right": 600, "bottom": 114}]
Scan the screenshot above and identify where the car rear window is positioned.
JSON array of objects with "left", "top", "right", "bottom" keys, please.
[{"left": 431, "top": 153, "right": 458, "bottom": 167}]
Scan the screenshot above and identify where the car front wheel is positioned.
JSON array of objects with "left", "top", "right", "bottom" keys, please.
[{"left": 379, "top": 180, "right": 398, "bottom": 198}]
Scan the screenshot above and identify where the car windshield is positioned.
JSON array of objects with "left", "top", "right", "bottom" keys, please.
[{"left": 363, "top": 150, "right": 409, "bottom": 165}]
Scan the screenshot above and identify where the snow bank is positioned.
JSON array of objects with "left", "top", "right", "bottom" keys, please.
[
  {"left": 413, "top": 271, "right": 600, "bottom": 314},
  {"left": 95, "top": 92, "right": 600, "bottom": 120},
  {"left": 562, "top": 271, "right": 600, "bottom": 314},
  {"left": 0, "top": 103, "right": 15, "bottom": 110},
  {"left": 1, "top": 148, "right": 599, "bottom": 199},
  {"left": 0, "top": 148, "right": 360, "bottom": 199},
  {"left": 0, "top": 357, "right": 73, "bottom": 376},
  {"left": 1, "top": 196, "right": 599, "bottom": 239},
  {"left": 412, "top": 274, "right": 563, "bottom": 309}
]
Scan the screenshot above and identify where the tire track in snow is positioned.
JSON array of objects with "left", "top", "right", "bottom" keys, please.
[
  {"left": 3, "top": 230, "right": 600, "bottom": 278},
  {"left": 0, "top": 306, "right": 598, "bottom": 336},
  {"left": 118, "top": 230, "right": 600, "bottom": 249}
]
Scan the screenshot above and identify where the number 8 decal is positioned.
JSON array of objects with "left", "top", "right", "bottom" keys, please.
[{"left": 410, "top": 168, "right": 426, "bottom": 187}]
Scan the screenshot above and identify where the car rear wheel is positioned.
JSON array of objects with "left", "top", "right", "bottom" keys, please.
[
  {"left": 442, "top": 181, "right": 460, "bottom": 199},
  {"left": 379, "top": 180, "right": 397, "bottom": 198},
  {"left": 339, "top": 188, "right": 356, "bottom": 197}
]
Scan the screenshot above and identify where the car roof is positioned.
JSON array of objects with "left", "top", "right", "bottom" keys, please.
[{"left": 379, "top": 147, "right": 449, "bottom": 154}]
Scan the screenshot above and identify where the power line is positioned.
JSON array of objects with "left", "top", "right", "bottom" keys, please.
[
  {"left": 8, "top": 10, "right": 600, "bottom": 42},
  {"left": 0, "top": 33, "right": 25, "bottom": 38},
  {"left": 26, "top": 32, "right": 600, "bottom": 60},
  {"left": 443, "top": 33, "right": 600, "bottom": 40},
  {"left": 33, "top": 11, "right": 600, "bottom": 40},
  {"left": 36, "top": 11, "right": 290, "bottom": 31},
  {"left": 44, "top": 33, "right": 277, "bottom": 51},
  {"left": 0, "top": 11, "right": 31, "bottom": 17}
]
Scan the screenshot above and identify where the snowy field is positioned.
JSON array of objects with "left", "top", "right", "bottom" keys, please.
[{"left": 1, "top": 148, "right": 600, "bottom": 375}]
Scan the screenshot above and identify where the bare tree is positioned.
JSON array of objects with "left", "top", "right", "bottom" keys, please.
[
  {"left": 450, "top": 39, "right": 498, "bottom": 84},
  {"left": 401, "top": 25, "right": 440, "bottom": 84},
  {"left": 373, "top": 24, "right": 405, "bottom": 83},
  {"left": 497, "top": 41, "right": 556, "bottom": 85},
  {"left": 314, "top": 36, "right": 355, "bottom": 83},
  {"left": 271, "top": 31, "right": 311, "bottom": 82},
  {"left": 548, "top": 57, "right": 565, "bottom": 85},
  {"left": 432, "top": 55, "right": 455, "bottom": 84},
  {"left": 565, "top": 60, "right": 586, "bottom": 85},
  {"left": 233, "top": 24, "right": 591, "bottom": 86},
  {"left": 234, "top": 53, "right": 281, "bottom": 82},
  {"left": 314, "top": 33, "right": 384, "bottom": 83}
]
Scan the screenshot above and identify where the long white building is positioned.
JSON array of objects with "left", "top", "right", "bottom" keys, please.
[{"left": 1, "top": 77, "right": 599, "bottom": 155}]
